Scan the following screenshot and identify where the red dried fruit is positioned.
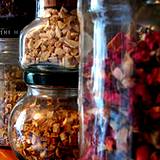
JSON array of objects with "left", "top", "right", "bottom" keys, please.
[
  {"left": 136, "top": 145, "right": 150, "bottom": 160},
  {"left": 147, "top": 68, "right": 160, "bottom": 85},
  {"left": 133, "top": 41, "right": 151, "bottom": 63},
  {"left": 78, "top": 146, "right": 95, "bottom": 160},
  {"left": 133, "top": 83, "right": 151, "bottom": 105},
  {"left": 105, "top": 136, "right": 116, "bottom": 152},
  {"left": 80, "top": 28, "right": 160, "bottom": 160},
  {"left": 104, "top": 91, "right": 121, "bottom": 106},
  {"left": 156, "top": 94, "right": 160, "bottom": 104},
  {"left": 150, "top": 152, "right": 160, "bottom": 160},
  {"left": 108, "top": 32, "right": 126, "bottom": 53},
  {"left": 145, "top": 106, "right": 160, "bottom": 120}
]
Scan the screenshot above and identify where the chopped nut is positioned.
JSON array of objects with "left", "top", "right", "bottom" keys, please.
[
  {"left": 52, "top": 123, "right": 60, "bottom": 133},
  {"left": 64, "top": 39, "right": 79, "bottom": 48}
]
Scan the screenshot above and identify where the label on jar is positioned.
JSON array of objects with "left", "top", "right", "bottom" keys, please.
[{"left": 0, "top": 0, "right": 36, "bottom": 38}]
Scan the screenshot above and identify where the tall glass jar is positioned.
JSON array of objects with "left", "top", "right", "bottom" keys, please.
[
  {"left": 8, "top": 65, "right": 79, "bottom": 160},
  {"left": 0, "top": 39, "right": 27, "bottom": 148},
  {"left": 78, "top": 0, "right": 160, "bottom": 159},
  {"left": 19, "top": 0, "right": 80, "bottom": 69}
]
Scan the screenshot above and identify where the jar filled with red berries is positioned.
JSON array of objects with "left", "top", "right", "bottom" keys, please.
[{"left": 77, "top": 0, "right": 160, "bottom": 159}]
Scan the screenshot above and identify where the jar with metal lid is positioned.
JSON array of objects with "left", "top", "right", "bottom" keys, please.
[
  {"left": 78, "top": 0, "right": 160, "bottom": 159},
  {"left": 0, "top": 38, "right": 27, "bottom": 148},
  {"left": 19, "top": 0, "right": 80, "bottom": 69},
  {"left": 8, "top": 65, "right": 79, "bottom": 160}
]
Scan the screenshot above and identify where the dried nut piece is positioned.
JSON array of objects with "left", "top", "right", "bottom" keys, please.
[{"left": 23, "top": 7, "right": 80, "bottom": 68}]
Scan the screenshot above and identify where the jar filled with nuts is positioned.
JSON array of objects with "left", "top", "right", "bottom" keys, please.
[
  {"left": 19, "top": 0, "right": 80, "bottom": 69},
  {"left": 8, "top": 65, "right": 79, "bottom": 160},
  {"left": 0, "top": 38, "right": 27, "bottom": 148}
]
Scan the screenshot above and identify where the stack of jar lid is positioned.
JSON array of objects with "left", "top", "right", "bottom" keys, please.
[
  {"left": 7, "top": 0, "right": 80, "bottom": 160},
  {"left": 9, "top": 65, "right": 79, "bottom": 160}
]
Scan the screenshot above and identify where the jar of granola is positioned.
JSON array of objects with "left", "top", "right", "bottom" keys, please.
[
  {"left": 8, "top": 65, "right": 79, "bottom": 160},
  {"left": 78, "top": 0, "right": 160, "bottom": 159},
  {"left": 19, "top": 0, "right": 80, "bottom": 69},
  {"left": 0, "top": 38, "right": 27, "bottom": 148}
]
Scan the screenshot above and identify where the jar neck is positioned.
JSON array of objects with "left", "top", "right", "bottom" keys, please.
[
  {"left": 36, "top": 0, "right": 77, "bottom": 17},
  {"left": 27, "top": 85, "right": 78, "bottom": 97},
  {"left": 36, "top": 0, "right": 57, "bottom": 17}
]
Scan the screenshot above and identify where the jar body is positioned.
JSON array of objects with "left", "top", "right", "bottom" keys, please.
[
  {"left": 0, "top": 39, "right": 27, "bottom": 148},
  {"left": 19, "top": 0, "right": 80, "bottom": 69},
  {"left": 78, "top": 0, "right": 160, "bottom": 159},
  {"left": 8, "top": 86, "right": 79, "bottom": 160}
]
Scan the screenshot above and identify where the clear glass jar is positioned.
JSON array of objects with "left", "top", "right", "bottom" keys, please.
[
  {"left": 0, "top": 38, "right": 27, "bottom": 148},
  {"left": 0, "top": 0, "right": 35, "bottom": 38},
  {"left": 19, "top": 0, "right": 80, "bottom": 69},
  {"left": 8, "top": 65, "right": 79, "bottom": 160},
  {"left": 78, "top": 0, "right": 160, "bottom": 159}
]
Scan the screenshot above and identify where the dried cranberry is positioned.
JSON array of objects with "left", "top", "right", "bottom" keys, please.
[
  {"left": 136, "top": 145, "right": 150, "bottom": 160},
  {"left": 105, "top": 136, "right": 116, "bottom": 152}
]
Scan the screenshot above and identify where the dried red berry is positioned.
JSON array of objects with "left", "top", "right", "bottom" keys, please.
[
  {"left": 105, "top": 136, "right": 116, "bottom": 152},
  {"left": 150, "top": 152, "right": 160, "bottom": 160},
  {"left": 136, "top": 145, "right": 150, "bottom": 160}
]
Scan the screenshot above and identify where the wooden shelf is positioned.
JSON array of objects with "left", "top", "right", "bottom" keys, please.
[{"left": 0, "top": 149, "right": 17, "bottom": 160}]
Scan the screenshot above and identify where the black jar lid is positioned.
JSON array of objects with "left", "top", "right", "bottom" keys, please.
[{"left": 24, "top": 64, "right": 79, "bottom": 88}]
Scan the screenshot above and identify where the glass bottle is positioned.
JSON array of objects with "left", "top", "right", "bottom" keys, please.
[
  {"left": 19, "top": 0, "right": 80, "bottom": 69},
  {"left": 0, "top": 39, "right": 27, "bottom": 148},
  {"left": 78, "top": 0, "right": 160, "bottom": 159},
  {"left": 8, "top": 65, "right": 79, "bottom": 160}
]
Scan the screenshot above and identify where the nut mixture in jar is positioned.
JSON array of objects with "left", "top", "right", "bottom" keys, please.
[
  {"left": 21, "top": 7, "right": 80, "bottom": 68},
  {"left": 0, "top": 65, "right": 26, "bottom": 147},
  {"left": 11, "top": 96, "right": 79, "bottom": 160}
]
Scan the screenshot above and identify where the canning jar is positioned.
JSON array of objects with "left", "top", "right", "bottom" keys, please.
[
  {"left": 78, "top": 0, "right": 160, "bottom": 160},
  {"left": 0, "top": 0, "right": 35, "bottom": 38},
  {"left": 8, "top": 65, "right": 79, "bottom": 160},
  {"left": 19, "top": 0, "right": 80, "bottom": 69},
  {"left": 0, "top": 39, "right": 27, "bottom": 148}
]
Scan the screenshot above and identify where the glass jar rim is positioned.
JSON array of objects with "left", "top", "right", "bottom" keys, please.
[{"left": 24, "top": 64, "right": 79, "bottom": 88}]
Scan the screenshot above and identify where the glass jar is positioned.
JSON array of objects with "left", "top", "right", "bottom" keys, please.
[
  {"left": 78, "top": 0, "right": 160, "bottom": 160},
  {"left": 8, "top": 65, "right": 79, "bottom": 160},
  {"left": 19, "top": 0, "right": 80, "bottom": 69},
  {"left": 0, "top": 0, "right": 35, "bottom": 38},
  {"left": 0, "top": 38, "right": 27, "bottom": 148}
]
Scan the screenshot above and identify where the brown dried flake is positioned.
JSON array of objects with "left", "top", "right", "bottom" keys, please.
[
  {"left": 0, "top": 65, "right": 26, "bottom": 146},
  {"left": 12, "top": 97, "right": 79, "bottom": 160}
]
